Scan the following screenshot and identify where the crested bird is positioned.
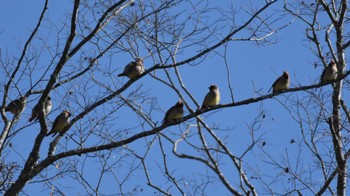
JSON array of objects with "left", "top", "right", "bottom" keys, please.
[
  {"left": 270, "top": 71, "right": 290, "bottom": 93},
  {"left": 162, "top": 100, "right": 184, "bottom": 124},
  {"left": 29, "top": 96, "right": 53, "bottom": 122},
  {"left": 118, "top": 57, "right": 145, "bottom": 79},
  {"left": 200, "top": 84, "right": 220, "bottom": 110},
  {"left": 46, "top": 110, "right": 71, "bottom": 137},
  {"left": 5, "top": 96, "right": 27, "bottom": 116},
  {"left": 320, "top": 60, "right": 338, "bottom": 84}
]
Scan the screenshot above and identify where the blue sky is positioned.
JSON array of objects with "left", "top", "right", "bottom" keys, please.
[{"left": 0, "top": 0, "right": 344, "bottom": 195}]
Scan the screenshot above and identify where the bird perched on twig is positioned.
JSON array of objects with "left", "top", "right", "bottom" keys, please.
[
  {"left": 162, "top": 100, "right": 184, "bottom": 124},
  {"left": 200, "top": 84, "right": 220, "bottom": 110},
  {"left": 29, "top": 96, "right": 53, "bottom": 122},
  {"left": 269, "top": 71, "right": 290, "bottom": 93},
  {"left": 118, "top": 57, "right": 145, "bottom": 79},
  {"left": 46, "top": 110, "right": 71, "bottom": 137},
  {"left": 5, "top": 96, "right": 27, "bottom": 116},
  {"left": 320, "top": 60, "right": 338, "bottom": 84}
]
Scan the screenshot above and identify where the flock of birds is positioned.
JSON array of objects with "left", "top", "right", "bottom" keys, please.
[{"left": 2, "top": 59, "right": 338, "bottom": 137}]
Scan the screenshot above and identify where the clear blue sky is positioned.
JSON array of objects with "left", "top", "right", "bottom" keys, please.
[{"left": 0, "top": 0, "right": 339, "bottom": 195}]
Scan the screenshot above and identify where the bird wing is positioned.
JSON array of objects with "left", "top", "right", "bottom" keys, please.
[
  {"left": 124, "top": 63, "right": 132, "bottom": 74},
  {"left": 271, "top": 77, "right": 280, "bottom": 91},
  {"left": 48, "top": 113, "right": 62, "bottom": 135},
  {"left": 202, "top": 91, "right": 215, "bottom": 108},
  {"left": 29, "top": 104, "right": 39, "bottom": 122},
  {"left": 267, "top": 76, "right": 282, "bottom": 92},
  {"left": 6, "top": 99, "right": 21, "bottom": 110},
  {"left": 201, "top": 94, "right": 209, "bottom": 108},
  {"left": 320, "top": 67, "right": 327, "bottom": 83},
  {"left": 162, "top": 105, "right": 176, "bottom": 123},
  {"left": 118, "top": 63, "right": 132, "bottom": 76}
]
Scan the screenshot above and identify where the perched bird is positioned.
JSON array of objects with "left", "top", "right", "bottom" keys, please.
[
  {"left": 5, "top": 96, "right": 27, "bottom": 115},
  {"left": 270, "top": 71, "right": 290, "bottom": 93},
  {"left": 46, "top": 110, "right": 71, "bottom": 137},
  {"left": 162, "top": 100, "right": 184, "bottom": 124},
  {"left": 320, "top": 60, "right": 338, "bottom": 84},
  {"left": 118, "top": 57, "right": 145, "bottom": 79},
  {"left": 29, "top": 96, "right": 53, "bottom": 122},
  {"left": 200, "top": 84, "right": 220, "bottom": 109}
]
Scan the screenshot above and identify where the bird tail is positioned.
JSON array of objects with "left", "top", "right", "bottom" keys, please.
[
  {"left": 29, "top": 115, "right": 37, "bottom": 122},
  {"left": 46, "top": 131, "right": 54, "bottom": 137},
  {"left": 268, "top": 86, "right": 273, "bottom": 93},
  {"left": 118, "top": 73, "right": 126, "bottom": 77}
]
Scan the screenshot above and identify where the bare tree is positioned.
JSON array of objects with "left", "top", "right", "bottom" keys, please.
[{"left": 1, "top": 0, "right": 349, "bottom": 195}]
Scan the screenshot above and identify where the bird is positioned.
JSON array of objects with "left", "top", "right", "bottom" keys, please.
[
  {"left": 5, "top": 96, "right": 27, "bottom": 115},
  {"left": 162, "top": 100, "right": 184, "bottom": 124},
  {"left": 46, "top": 110, "right": 71, "bottom": 137},
  {"left": 200, "top": 84, "right": 220, "bottom": 109},
  {"left": 320, "top": 60, "right": 338, "bottom": 84},
  {"left": 29, "top": 96, "right": 53, "bottom": 122},
  {"left": 270, "top": 71, "right": 290, "bottom": 93},
  {"left": 117, "top": 57, "right": 145, "bottom": 79}
]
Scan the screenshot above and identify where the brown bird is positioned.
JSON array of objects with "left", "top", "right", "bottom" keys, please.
[
  {"left": 320, "top": 60, "right": 338, "bottom": 84},
  {"left": 5, "top": 96, "right": 27, "bottom": 115},
  {"left": 29, "top": 96, "right": 53, "bottom": 122},
  {"left": 270, "top": 71, "right": 290, "bottom": 93},
  {"left": 46, "top": 110, "right": 71, "bottom": 137},
  {"left": 200, "top": 85, "right": 220, "bottom": 109},
  {"left": 118, "top": 57, "right": 145, "bottom": 79},
  {"left": 162, "top": 100, "right": 184, "bottom": 124}
]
